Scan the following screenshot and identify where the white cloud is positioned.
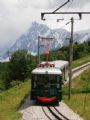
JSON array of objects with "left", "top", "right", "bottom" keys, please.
[
  {"left": 0, "top": 0, "right": 47, "bottom": 49},
  {"left": 50, "top": 0, "right": 90, "bottom": 9},
  {"left": 0, "top": 0, "right": 90, "bottom": 50}
]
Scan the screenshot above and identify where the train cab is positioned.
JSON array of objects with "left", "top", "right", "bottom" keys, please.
[{"left": 31, "top": 60, "right": 69, "bottom": 104}]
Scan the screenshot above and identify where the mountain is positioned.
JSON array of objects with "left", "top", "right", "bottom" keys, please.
[
  {"left": 0, "top": 22, "right": 90, "bottom": 61},
  {"left": 9, "top": 22, "right": 70, "bottom": 53},
  {"left": 74, "top": 29, "right": 90, "bottom": 43}
]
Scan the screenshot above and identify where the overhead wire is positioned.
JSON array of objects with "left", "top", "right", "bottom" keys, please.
[
  {"left": 60, "top": 0, "right": 74, "bottom": 20},
  {"left": 52, "top": 0, "right": 70, "bottom": 13},
  {"left": 56, "top": 21, "right": 71, "bottom": 29},
  {"left": 66, "top": 0, "right": 74, "bottom": 12},
  {"left": 55, "top": 20, "right": 71, "bottom": 50},
  {"left": 55, "top": 0, "right": 74, "bottom": 51},
  {"left": 41, "top": 0, "right": 74, "bottom": 54}
]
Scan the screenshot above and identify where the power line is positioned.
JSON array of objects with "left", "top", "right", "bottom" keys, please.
[
  {"left": 66, "top": 0, "right": 74, "bottom": 12},
  {"left": 52, "top": 0, "right": 70, "bottom": 13},
  {"left": 60, "top": 0, "right": 74, "bottom": 20},
  {"left": 57, "top": 20, "right": 70, "bottom": 26}
]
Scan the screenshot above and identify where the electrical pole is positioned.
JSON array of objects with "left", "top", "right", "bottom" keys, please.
[
  {"left": 38, "top": 36, "right": 40, "bottom": 64},
  {"left": 69, "top": 17, "right": 74, "bottom": 99}
]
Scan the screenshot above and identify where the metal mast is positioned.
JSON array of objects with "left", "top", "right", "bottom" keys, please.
[
  {"left": 41, "top": 0, "right": 90, "bottom": 99},
  {"left": 69, "top": 17, "right": 74, "bottom": 99}
]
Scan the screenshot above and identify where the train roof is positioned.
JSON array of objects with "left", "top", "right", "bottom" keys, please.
[
  {"left": 32, "top": 60, "right": 68, "bottom": 75},
  {"left": 42, "top": 60, "right": 69, "bottom": 69},
  {"left": 32, "top": 67, "right": 62, "bottom": 75}
]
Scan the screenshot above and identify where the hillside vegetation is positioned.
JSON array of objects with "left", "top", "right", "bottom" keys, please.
[
  {"left": 0, "top": 41, "right": 90, "bottom": 92},
  {"left": 43, "top": 41, "right": 90, "bottom": 61},
  {"left": 72, "top": 54, "right": 90, "bottom": 68},
  {"left": 0, "top": 80, "right": 30, "bottom": 120},
  {"left": 0, "top": 41, "right": 89, "bottom": 120},
  {"left": 0, "top": 50, "right": 36, "bottom": 92},
  {"left": 63, "top": 68, "right": 90, "bottom": 120}
]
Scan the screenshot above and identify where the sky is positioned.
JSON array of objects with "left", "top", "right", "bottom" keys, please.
[{"left": 0, "top": 0, "right": 90, "bottom": 50}]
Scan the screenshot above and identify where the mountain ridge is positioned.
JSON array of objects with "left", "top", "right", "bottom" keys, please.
[{"left": 0, "top": 21, "right": 90, "bottom": 61}]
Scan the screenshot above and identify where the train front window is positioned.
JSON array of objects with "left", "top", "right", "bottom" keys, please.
[
  {"left": 37, "top": 76, "right": 43, "bottom": 85},
  {"left": 49, "top": 75, "right": 56, "bottom": 83},
  {"left": 49, "top": 75, "right": 62, "bottom": 84},
  {"left": 33, "top": 75, "right": 44, "bottom": 85},
  {"left": 33, "top": 74, "right": 62, "bottom": 85}
]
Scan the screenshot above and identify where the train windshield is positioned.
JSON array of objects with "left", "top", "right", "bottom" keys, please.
[{"left": 32, "top": 74, "right": 62, "bottom": 84}]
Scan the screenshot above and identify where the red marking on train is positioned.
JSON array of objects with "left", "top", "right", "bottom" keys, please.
[
  {"left": 37, "top": 62, "right": 55, "bottom": 68},
  {"left": 37, "top": 96, "right": 56, "bottom": 103}
]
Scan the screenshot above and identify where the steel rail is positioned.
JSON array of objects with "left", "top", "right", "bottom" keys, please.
[
  {"left": 54, "top": 107, "right": 70, "bottom": 120},
  {"left": 42, "top": 107, "right": 52, "bottom": 120},
  {"left": 47, "top": 106, "right": 63, "bottom": 120}
]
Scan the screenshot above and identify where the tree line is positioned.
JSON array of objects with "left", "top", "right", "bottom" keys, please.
[
  {"left": 44, "top": 41, "right": 90, "bottom": 61},
  {"left": 0, "top": 50, "right": 37, "bottom": 91},
  {"left": 0, "top": 41, "right": 90, "bottom": 91}
]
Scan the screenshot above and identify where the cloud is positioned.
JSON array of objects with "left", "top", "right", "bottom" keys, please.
[
  {"left": 49, "top": 0, "right": 90, "bottom": 10},
  {"left": 0, "top": 0, "right": 46, "bottom": 49},
  {"left": 0, "top": 0, "right": 90, "bottom": 50}
]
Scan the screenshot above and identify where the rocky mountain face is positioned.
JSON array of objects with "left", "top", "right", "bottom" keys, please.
[{"left": 0, "top": 22, "right": 90, "bottom": 61}]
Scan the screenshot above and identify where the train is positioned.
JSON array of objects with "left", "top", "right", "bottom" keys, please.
[{"left": 31, "top": 60, "right": 69, "bottom": 105}]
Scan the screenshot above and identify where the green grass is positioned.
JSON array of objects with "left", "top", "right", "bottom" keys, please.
[
  {"left": 0, "top": 80, "right": 30, "bottom": 120},
  {"left": 64, "top": 93, "right": 90, "bottom": 120},
  {"left": 0, "top": 54, "right": 90, "bottom": 120},
  {"left": 72, "top": 54, "right": 90, "bottom": 68},
  {"left": 63, "top": 68, "right": 90, "bottom": 120},
  {"left": 71, "top": 69, "right": 90, "bottom": 90}
]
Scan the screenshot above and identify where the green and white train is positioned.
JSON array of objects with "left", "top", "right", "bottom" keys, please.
[{"left": 31, "top": 60, "right": 69, "bottom": 105}]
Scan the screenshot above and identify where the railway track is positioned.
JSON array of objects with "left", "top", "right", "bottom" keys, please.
[
  {"left": 20, "top": 62, "right": 89, "bottom": 120},
  {"left": 41, "top": 63, "right": 90, "bottom": 120},
  {"left": 72, "top": 62, "right": 90, "bottom": 78},
  {"left": 42, "top": 106, "right": 70, "bottom": 120},
  {"left": 64, "top": 62, "right": 90, "bottom": 84}
]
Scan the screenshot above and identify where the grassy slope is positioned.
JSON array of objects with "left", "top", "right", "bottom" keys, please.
[
  {"left": 63, "top": 68, "right": 90, "bottom": 120},
  {"left": 0, "top": 81, "right": 30, "bottom": 120},
  {"left": 72, "top": 54, "right": 90, "bottom": 68},
  {"left": 0, "top": 55, "right": 90, "bottom": 120}
]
